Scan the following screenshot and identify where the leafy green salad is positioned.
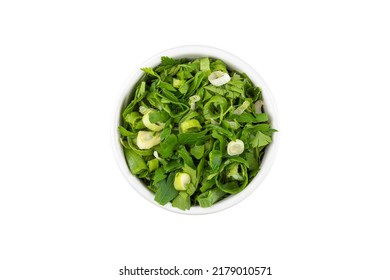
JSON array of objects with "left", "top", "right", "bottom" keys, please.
[{"left": 119, "top": 56, "right": 275, "bottom": 210}]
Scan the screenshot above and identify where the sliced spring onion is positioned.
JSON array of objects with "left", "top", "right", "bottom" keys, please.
[
  {"left": 233, "top": 100, "right": 250, "bottom": 115},
  {"left": 174, "top": 172, "right": 191, "bottom": 191},
  {"left": 189, "top": 95, "right": 201, "bottom": 110},
  {"left": 142, "top": 109, "right": 164, "bottom": 131},
  {"left": 208, "top": 71, "right": 231, "bottom": 86},
  {"left": 227, "top": 139, "right": 245, "bottom": 156},
  {"left": 223, "top": 120, "right": 240, "bottom": 130},
  {"left": 136, "top": 131, "right": 161, "bottom": 150},
  {"left": 139, "top": 105, "right": 149, "bottom": 115},
  {"left": 254, "top": 100, "right": 263, "bottom": 114},
  {"left": 180, "top": 119, "right": 202, "bottom": 133}
]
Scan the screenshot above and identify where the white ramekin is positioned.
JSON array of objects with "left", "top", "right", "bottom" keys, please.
[{"left": 112, "top": 45, "right": 279, "bottom": 214}]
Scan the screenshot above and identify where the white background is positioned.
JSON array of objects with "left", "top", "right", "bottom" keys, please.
[{"left": 1, "top": 1, "right": 389, "bottom": 279}]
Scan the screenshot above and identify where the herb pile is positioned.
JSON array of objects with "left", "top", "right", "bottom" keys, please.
[{"left": 119, "top": 57, "right": 275, "bottom": 210}]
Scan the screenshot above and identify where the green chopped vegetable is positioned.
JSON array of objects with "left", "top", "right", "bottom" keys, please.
[
  {"left": 197, "top": 188, "right": 226, "bottom": 207},
  {"left": 148, "top": 158, "right": 159, "bottom": 172},
  {"left": 154, "top": 173, "right": 178, "bottom": 205},
  {"left": 174, "top": 172, "right": 191, "bottom": 191},
  {"left": 172, "top": 192, "right": 191, "bottom": 210},
  {"left": 119, "top": 56, "right": 275, "bottom": 210},
  {"left": 123, "top": 148, "right": 147, "bottom": 175},
  {"left": 180, "top": 119, "right": 202, "bottom": 133}
]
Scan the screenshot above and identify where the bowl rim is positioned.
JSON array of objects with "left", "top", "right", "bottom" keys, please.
[{"left": 111, "top": 45, "right": 280, "bottom": 215}]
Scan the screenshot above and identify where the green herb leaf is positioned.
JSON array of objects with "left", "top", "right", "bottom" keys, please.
[
  {"left": 161, "top": 56, "right": 178, "bottom": 66},
  {"left": 154, "top": 173, "right": 178, "bottom": 205},
  {"left": 141, "top": 68, "right": 160, "bottom": 79},
  {"left": 188, "top": 71, "right": 205, "bottom": 96},
  {"left": 190, "top": 144, "right": 204, "bottom": 160},
  {"left": 159, "top": 81, "right": 177, "bottom": 92},
  {"left": 251, "top": 131, "right": 272, "bottom": 148},
  {"left": 178, "top": 146, "right": 195, "bottom": 169},
  {"left": 172, "top": 191, "right": 191, "bottom": 210},
  {"left": 123, "top": 148, "right": 147, "bottom": 175},
  {"left": 231, "top": 112, "right": 268, "bottom": 123},
  {"left": 178, "top": 130, "right": 210, "bottom": 145},
  {"left": 209, "top": 150, "right": 222, "bottom": 171},
  {"left": 157, "top": 134, "right": 178, "bottom": 158},
  {"left": 148, "top": 111, "right": 170, "bottom": 123},
  {"left": 118, "top": 126, "right": 133, "bottom": 137},
  {"left": 204, "top": 85, "right": 226, "bottom": 95},
  {"left": 163, "top": 160, "right": 182, "bottom": 173},
  {"left": 197, "top": 188, "right": 226, "bottom": 207},
  {"left": 122, "top": 81, "right": 146, "bottom": 117},
  {"left": 152, "top": 168, "right": 166, "bottom": 184}
]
